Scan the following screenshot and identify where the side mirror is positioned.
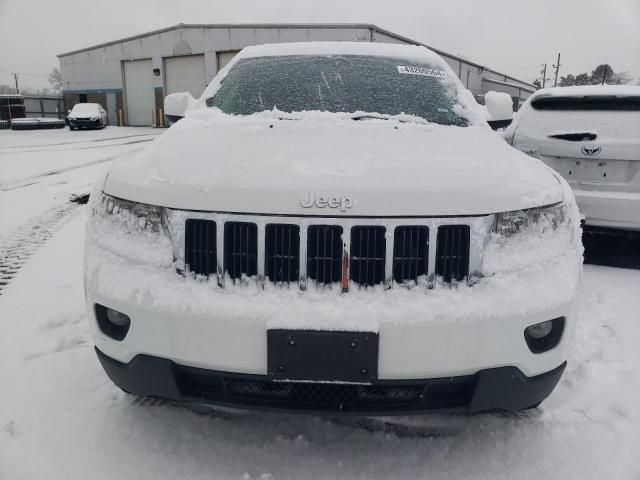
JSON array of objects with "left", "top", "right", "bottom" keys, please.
[
  {"left": 164, "top": 92, "right": 196, "bottom": 125},
  {"left": 484, "top": 91, "right": 514, "bottom": 130}
]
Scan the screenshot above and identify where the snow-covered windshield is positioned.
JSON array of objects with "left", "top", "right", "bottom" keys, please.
[
  {"left": 70, "top": 103, "right": 100, "bottom": 115},
  {"left": 208, "top": 55, "right": 467, "bottom": 126}
]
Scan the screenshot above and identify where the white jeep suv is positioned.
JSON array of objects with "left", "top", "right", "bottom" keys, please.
[{"left": 85, "top": 42, "right": 582, "bottom": 414}]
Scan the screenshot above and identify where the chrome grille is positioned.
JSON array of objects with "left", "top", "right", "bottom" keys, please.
[
  {"left": 177, "top": 214, "right": 485, "bottom": 291},
  {"left": 307, "top": 225, "right": 343, "bottom": 285},
  {"left": 265, "top": 224, "right": 300, "bottom": 284},
  {"left": 224, "top": 222, "right": 258, "bottom": 282},
  {"left": 393, "top": 226, "right": 429, "bottom": 285},
  {"left": 184, "top": 219, "right": 217, "bottom": 276},
  {"left": 436, "top": 225, "right": 470, "bottom": 283},
  {"left": 350, "top": 226, "right": 386, "bottom": 287}
]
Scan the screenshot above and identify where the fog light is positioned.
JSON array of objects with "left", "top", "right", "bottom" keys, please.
[
  {"left": 526, "top": 320, "right": 553, "bottom": 339},
  {"left": 95, "top": 304, "right": 131, "bottom": 341},
  {"left": 524, "top": 317, "right": 565, "bottom": 354},
  {"left": 106, "top": 308, "right": 130, "bottom": 326}
]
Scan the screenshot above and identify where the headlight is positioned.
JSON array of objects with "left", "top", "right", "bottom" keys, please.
[
  {"left": 92, "top": 192, "right": 164, "bottom": 234},
  {"left": 493, "top": 202, "right": 566, "bottom": 236},
  {"left": 90, "top": 116, "right": 99, "bottom": 121}
]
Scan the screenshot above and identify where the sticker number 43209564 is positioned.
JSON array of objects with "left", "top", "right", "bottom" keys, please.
[{"left": 397, "top": 66, "right": 447, "bottom": 78}]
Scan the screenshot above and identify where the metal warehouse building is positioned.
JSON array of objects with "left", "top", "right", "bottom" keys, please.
[{"left": 58, "top": 23, "right": 535, "bottom": 126}]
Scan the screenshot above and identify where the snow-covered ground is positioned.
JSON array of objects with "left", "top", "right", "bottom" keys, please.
[{"left": 1, "top": 128, "right": 639, "bottom": 479}]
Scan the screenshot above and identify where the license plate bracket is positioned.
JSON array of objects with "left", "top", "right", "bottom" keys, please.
[{"left": 267, "top": 330, "right": 379, "bottom": 383}]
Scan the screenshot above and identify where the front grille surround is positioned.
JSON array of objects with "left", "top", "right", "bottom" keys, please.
[{"left": 168, "top": 211, "right": 491, "bottom": 291}]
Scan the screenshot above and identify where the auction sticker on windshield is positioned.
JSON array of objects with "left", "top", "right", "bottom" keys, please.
[{"left": 397, "top": 66, "right": 447, "bottom": 78}]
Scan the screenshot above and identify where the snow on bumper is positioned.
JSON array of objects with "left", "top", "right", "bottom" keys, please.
[{"left": 85, "top": 223, "right": 581, "bottom": 380}]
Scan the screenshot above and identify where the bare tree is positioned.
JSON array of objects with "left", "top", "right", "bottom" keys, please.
[{"left": 48, "top": 67, "right": 63, "bottom": 91}]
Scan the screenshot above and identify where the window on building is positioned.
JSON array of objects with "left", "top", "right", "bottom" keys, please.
[{"left": 79, "top": 94, "right": 88, "bottom": 103}]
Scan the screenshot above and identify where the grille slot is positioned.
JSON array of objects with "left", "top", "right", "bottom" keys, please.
[
  {"left": 265, "top": 224, "right": 300, "bottom": 284},
  {"left": 350, "top": 226, "right": 386, "bottom": 287},
  {"left": 184, "top": 219, "right": 217, "bottom": 276},
  {"left": 436, "top": 225, "right": 470, "bottom": 283},
  {"left": 224, "top": 222, "right": 258, "bottom": 282},
  {"left": 307, "top": 225, "right": 343, "bottom": 285},
  {"left": 393, "top": 226, "right": 429, "bottom": 285}
]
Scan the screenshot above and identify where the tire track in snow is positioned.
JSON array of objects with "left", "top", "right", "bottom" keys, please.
[
  {"left": 0, "top": 137, "right": 156, "bottom": 156},
  {"left": 0, "top": 145, "right": 146, "bottom": 191},
  {"left": 0, "top": 132, "right": 160, "bottom": 150},
  {"left": 0, "top": 201, "right": 82, "bottom": 295}
]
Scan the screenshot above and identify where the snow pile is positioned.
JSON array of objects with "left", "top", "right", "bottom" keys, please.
[
  {"left": 483, "top": 90, "right": 514, "bottom": 121},
  {"left": 87, "top": 189, "right": 173, "bottom": 267}
]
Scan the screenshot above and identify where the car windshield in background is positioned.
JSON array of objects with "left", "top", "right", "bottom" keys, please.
[
  {"left": 208, "top": 55, "right": 468, "bottom": 126},
  {"left": 71, "top": 104, "right": 100, "bottom": 115},
  {"left": 531, "top": 95, "right": 640, "bottom": 111}
]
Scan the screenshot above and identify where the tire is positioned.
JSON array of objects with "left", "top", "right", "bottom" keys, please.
[{"left": 11, "top": 119, "right": 66, "bottom": 130}]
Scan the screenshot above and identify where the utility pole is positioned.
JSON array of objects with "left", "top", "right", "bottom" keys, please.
[
  {"left": 552, "top": 53, "right": 561, "bottom": 87},
  {"left": 540, "top": 63, "right": 548, "bottom": 88},
  {"left": 13, "top": 73, "right": 20, "bottom": 94}
]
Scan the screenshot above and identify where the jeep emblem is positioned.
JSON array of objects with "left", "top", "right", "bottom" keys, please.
[
  {"left": 300, "top": 192, "right": 355, "bottom": 212},
  {"left": 581, "top": 145, "right": 601, "bottom": 157}
]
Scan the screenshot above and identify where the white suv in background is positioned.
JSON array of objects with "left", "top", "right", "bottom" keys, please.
[
  {"left": 85, "top": 42, "right": 582, "bottom": 415},
  {"left": 506, "top": 85, "right": 640, "bottom": 231}
]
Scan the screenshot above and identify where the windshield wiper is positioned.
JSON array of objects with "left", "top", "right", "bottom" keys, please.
[{"left": 350, "top": 114, "right": 389, "bottom": 121}]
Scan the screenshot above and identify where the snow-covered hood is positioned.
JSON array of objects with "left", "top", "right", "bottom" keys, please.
[{"left": 104, "top": 115, "right": 563, "bottom": 216}]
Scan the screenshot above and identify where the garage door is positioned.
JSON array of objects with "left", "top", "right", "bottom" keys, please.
[
  {"left": 165, "top": 54, "right": 207, "bottom": 98},
  {"left": 123, "top": 59, "right": 154, "bottom": 126}
]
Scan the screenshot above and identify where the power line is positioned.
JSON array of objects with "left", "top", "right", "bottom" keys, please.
[{"left": 0, "top": 68, "right": 51, "bottom": 79}]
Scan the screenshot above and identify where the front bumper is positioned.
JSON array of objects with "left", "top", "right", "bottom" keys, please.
[
  {"left": 69, "top": 118, "right": 101, "bottom": 128},
  {"left": 574, "top": 188, "right": 640, "bottom": 231},
  {"left": 96, "top": 347, "right": 566, "bottom": 414}
]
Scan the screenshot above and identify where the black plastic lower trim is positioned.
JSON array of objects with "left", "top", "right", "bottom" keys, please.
[{"left": 95, "top": 347, "right": 566, "bottom": 415}]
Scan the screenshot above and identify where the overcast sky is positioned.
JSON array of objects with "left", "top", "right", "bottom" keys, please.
[{"left": 1, "top": 0, "right": 639, "bottom": 90}]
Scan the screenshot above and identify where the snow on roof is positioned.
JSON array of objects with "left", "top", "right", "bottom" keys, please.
[
  {"left": 531, "top": 84, "right": 640, "bottom": 99},
  {"left": 237, "top": 41, "right": 446, "bottom": 65}
]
